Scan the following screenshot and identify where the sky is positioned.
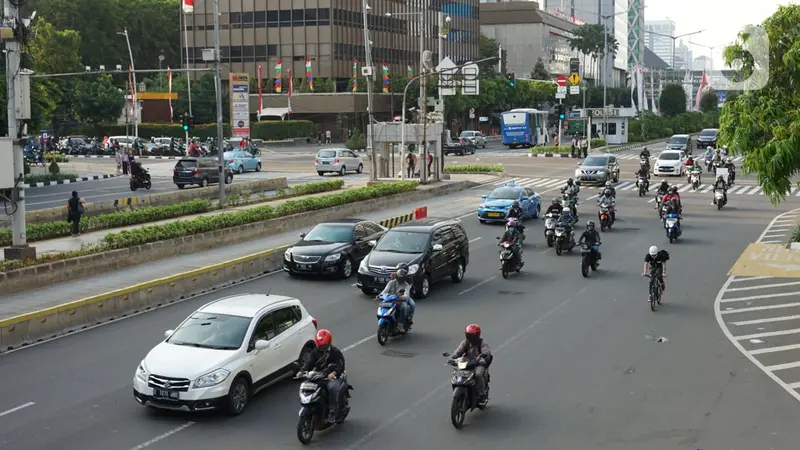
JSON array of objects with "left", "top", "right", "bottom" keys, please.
[{"left": 644, "top": 0, "right": 794, "bottom": 69}]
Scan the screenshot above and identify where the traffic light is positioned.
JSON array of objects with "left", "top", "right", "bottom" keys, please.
[
  {"left": 558, "top": 104, "right": 566, "bottom": 120},
  {"left": 187, "top": 114, "right": 194, "bottom": 130},
  {"left": 505, "top": 72, "right": 515, "bottom": 87},
  {"left": 181, "top": 113, "right": 189, "bottom": 131}
]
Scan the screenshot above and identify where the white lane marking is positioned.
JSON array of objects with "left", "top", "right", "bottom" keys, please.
[
  {"left": 736, "top": 328, "right": 800, "bottom": 340},
  {"left": 469, "top": 237, "right": 482, "bottom": 243},
  {"left": 721, "top": 291, "right": 800, "bottom": 303},
  {"left": 456, "top": 211, "right": 473, "bottom": 220},
  {"left": 0, "top": 402, "right": 35, "bottom": 417},
  {"left": 458, "top": 276, "right": 497, "bottom": 296},
  {"left": 730, "top": 276, "right": 775, "bottom": 283},
  {"left": 678, "top": 184, "right": 693, "bottom": 193},
  {"left": 731, "top": 315, "right": 800, "bottom": 326},
  {"left": 129, "top": 422, "right": 195, "bottom": 450},
  {"left": 726, "top": 281, "right": 800, "bottom": 292},
  {"left": 750, "top": 343, "right": 800, "bottom": 355},
  {"left": 721, "top": 301, "right": 800, "bottom": 314},
  {"left": 762, "top": 240, "right": 783, "bottom": 243},
  {"left": 748, "top": 187, "right": 763, "bottom": 195},
  {"left": 342, "top": 336, "right": 373, "bottom": 352},
  {"left": 766, "top": 361, "right": 800, "bottom": 372},
  {"left": 764, "top": 234, "right": 788, "bottom": 238},
  {"left": 700, "top": 185, "right": 714, "bottom": 193},
  {"left": 789, "top": 382, "right": 800, "bottom": 390},
  {"left": 616, "top": 182, "right": 634, "bottom": 190}
]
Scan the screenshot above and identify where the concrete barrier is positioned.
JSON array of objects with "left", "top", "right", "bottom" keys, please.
[
  {"left": 0, "top": 180, "right": 475, "bottom": 295},
  {"left": 19, "top": 177, "right": 288, "bottom": 224}
]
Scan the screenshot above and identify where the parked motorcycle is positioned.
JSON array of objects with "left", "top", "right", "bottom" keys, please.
[
  {"left": 580, "top": 242, "right": 600, "bottom": 278},
  {"left": 598, "top": 203, "right": 613, "bottom": 231},
  {"left": 375, "top": 293, "right": 411, "bottom": 346},
  {"left": 713, "top": 189, "right": 726, "bottom": 210},
  {"left": 554, "top": 224, "right": 575, "bottom": 256},
  {"left": 664, "top": 213, "right": 681, "bottom": 243},
  {"left": 496, "top": 238, "right": 523, "bottom": 278},
  {"left": 442, "top": 353, "right": 490, "bottom": 429},
  {"left": 293, "top": 365, "right": 351, "bottom": 445},
  {"left": 543, "top": 212, "right": 559, "bottom": 247}
]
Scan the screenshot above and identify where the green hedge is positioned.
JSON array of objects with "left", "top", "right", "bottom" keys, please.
[
  {"left": 45, "top": 153, "right": 70, "bottom": 163},
  {"left": 793, "top": 226, "right": 800, "bottom": 243},
  {"left": 24, "top": 173, "right": 79, "bottom": 184},
  {"left": 444, "top": 164, "right": 503, "bottom": 173},
  {"left": 590, "top": 139, "right": 606, "bottom": 148},
  {"left": 70, "top": 120, "right": 318, "bottom": 141},
  {"left": 0, "top": 181, "right": 419, "bottom": 271},
  {"left": 531, "top": 146, "right": 571, "bottom": 154}
]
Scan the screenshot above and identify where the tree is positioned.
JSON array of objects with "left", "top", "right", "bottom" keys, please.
[
  {"left": 699, "top": 90, "right": 718, "bottom": 112},
  {"left": 170, "top": 73, "right": 228, "bottom": 123},
  {"left": 479, "top": 34, "right": 500, "bottom": 74},
  {"left": 567, "top": 24, "right": 617, "bottom": 86},
  {"left": 659, "top": 83, "right": 687, "bottom": 117},
  {"left": 719, "top": 5, "right": 800, "bottom": 202},
  {"left": 530, "top": 58, "right": 550, "bottom": 80},
  {"left": 74, "top": 74, "right": 125, "bottom": 127}
]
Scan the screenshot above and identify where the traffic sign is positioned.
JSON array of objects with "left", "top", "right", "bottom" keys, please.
[
  {"left": 555, "top": 91, "right": 566, "bottom": 99},
  {"left": 569, "top": 73, "right": 581, "bottom": 85},
  {"left": 461, "top": 62, "right": 480, "bottom": 96},
  {"left": 436, "top": 56, "right": 457, "bottom": 96},
  {"left": 570, "top": 58, "right": 580, "bottom": 75},
  {"left": 556, "top": 75, "right": 567, "bottom": 86},
  {"left": 556, "top": 85, "right": 567, "bottom": 94},
  {"left": 569, "top": 85, "right": 580, "bottom": 95}
]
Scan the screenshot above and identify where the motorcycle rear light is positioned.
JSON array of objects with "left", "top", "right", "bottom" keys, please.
[{"left": 335, "top": 159, "right": 340, "bottom": 163}]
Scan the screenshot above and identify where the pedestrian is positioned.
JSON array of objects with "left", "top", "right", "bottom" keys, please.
[
  {"left": 121, "top": 149, "right": 129, "bottom": 175},
  {"left": 427, "top": 152, "right": 433, "bottom": 176},
  {"left": 66, "top": 191, "right": 86, "bottom": 237},
  {"left": 580, "top": 135, "right": 588, "bottom": 158},
  {"left": 128, "top": 150, "right": 135, "bottom": 165},
  {"left": 405, "top": 150, "right": 417, "bottom": 178},
  {"left": 325, "top": 130, "right": 332, "bottom": 144},
  {"left": 570, "top": 134, "right": 578, "bottom": 158},
  {"left": 115, "top": 147, "right": 122, "bottom": 174}
]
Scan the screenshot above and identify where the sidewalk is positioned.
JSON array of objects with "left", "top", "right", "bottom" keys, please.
[{"left": 0, "top": 175, "right": 491, "bottom": 320}]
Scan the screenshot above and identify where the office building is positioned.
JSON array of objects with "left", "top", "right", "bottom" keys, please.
[
  {"left": 693, "top": 55, "right": 712, "bottom": 72},
  {"left": 673, "top": 40, "right": 692, "bottom": 71},
  {"left": 644, "top": 18, "right": 674, "bottom": 67},
  {"left": 542, "top": 0, "right": 629, "bottom": 87},
  {"left": 627, "top": 0, "right": 644, "bottom": 69}
]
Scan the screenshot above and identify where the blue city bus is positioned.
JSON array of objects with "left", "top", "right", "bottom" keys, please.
[{"left": 501, "top": 108, "right": 549, "bottom": 148}]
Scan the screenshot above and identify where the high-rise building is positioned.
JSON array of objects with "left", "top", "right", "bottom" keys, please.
[
  {"left": 626, "top": 0, "right": 644, "bottom": 69},
  {"left": 644, "top": 19, "right": 674, "bottom": 67},
  {"left": 693, "top": 55, "right": 712, "bottom": 72},
  {"left": 673, "top": 40, "right": 692, "bottom": 70}
]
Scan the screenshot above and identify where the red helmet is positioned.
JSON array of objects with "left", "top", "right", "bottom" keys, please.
[
  {"left": 314, "top": 329, "right": 332, "bottom": 347},
  {"left": 464, "top": 324, "right": 481, "bottom": 345}
]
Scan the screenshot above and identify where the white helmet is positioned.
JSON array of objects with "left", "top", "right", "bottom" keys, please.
[
  {"left": 649, "top": 245, "right": 659, "bottom": 256},
  {"left": 707, "top": 146, "right": 713, "bottom": 151},
  {"left": 605, "top": 181, "right": 612, "bottom": 187}
]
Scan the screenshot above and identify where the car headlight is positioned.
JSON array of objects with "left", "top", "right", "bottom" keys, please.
[
  {"left": 136, "top": 361, "right": 148, "bottom": 382},
  {"left": 575, "top": 169, "right": 581, "bottom": 177},
  {"left": 284, "top": 248, "right": 292, "bottom": 260},
  {"left": 407, "top": 264, "right": 420, "bottom": 275},
  {"left": 194, "top": 369, "right": 231, "bottom": 388},
  {"left": 324, "top": 253, "right": 341, "bottom": 262},
  {"left": 359, "top": 258, "right": 368, "bottom": 271},
  {"left": 504, "top": 206, "right": 511, "bottom": 210},
  {"left": 479, "top": 204, "right": 486, "bottom": 209}
]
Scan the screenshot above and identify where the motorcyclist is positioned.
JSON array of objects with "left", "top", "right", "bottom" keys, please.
[
  {"left": 639, "top": 146, "right": 650, "bottom": 160},
  {"left": 597, "top": 188, "right": 616, "bottom": 223},
  {"left": 559, "top": 201, "right": 575, "bottom": 226},
  {"left": 450, "top": 324, "right": 492, "bottom": 405},
  {"left": 506, "top": 201, "right": 526, "bottom": 234},
  {"left": 712, "top": 174, "right": 728, "bottom": 205},
  {"left": 688, "top": 161, "right": 703, "bottom": 184},
  {"left": 704, "top": 146, "right": 714, "bottom": 165},
  {"left": 724, "top": 157, "right": 736, "bottom": 183},
  {"left": 642, "top": 245, "right": 669, "bottom": 295},
  {"left": 130, "top": 159, "right": 147, "bottom": 181},
  {"left": 662, "top": 186, "right": 682, "bottom": 216},
  {"left": 298, "top": 329, "right": 347, "bottom": 423},
  {"left": 578, "top": 220, "right": 602, "bottom": 262},
  {"left": 713, "top": 148, "right": 724, "bottom": 165},
  {"left": 377, "top": 265, "right": 415, "bottom": 329},
  {"left": 685, "top": 155, "right": 695, "bottom": 169},
  {"left": 561, "top": 178, "right": 580, "bottom": 216},
  {"left": 635, "top": 165, "right": 650, "bottom": 192},
  {"left": 499, "top": 219, "right": 523, "bottom": 265},
  {"left": 544, "top": 197, "right": 563, "bottom": 216},
  {"left": 721, "top": 144, "right": 729, "bottom": 156},
  {"left": 603, "top": 181, "right": 616, "bottom": 199}
]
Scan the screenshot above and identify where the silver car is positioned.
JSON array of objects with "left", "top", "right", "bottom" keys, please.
[
  {"left": 315, "top": 148, "right": 364, "bottom": 176},
  {"left": 459, "top": 131, "right": 487, "bottom": 149}
]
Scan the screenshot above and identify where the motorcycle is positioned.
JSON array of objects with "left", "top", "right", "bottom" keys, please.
[
  {"left": 375, "top": 293, "right": 411, "bottom": 346},
  {"left": 580, "top": 242, "right": 600, "bottom": 278},
  {"left": 639, "top": 157, "right": 650, "bottom": 171},
  {"left": 496, "top": 238, "right": 523, "bottom": 278},
  {"left": 543, "top": 212, "right": 559, "bottom": 247},
  {"left": 636, "top": 176, "right": 648, "bottom": 197},
  {"left": 713, "top": 189, "right": 726, "bottom": 210},
  {"left": 664, "top": 213, "right": 681, "bottom": 243},
  {"left": 554, "top": 224, "right": 575, "bottom": 256},
  {"left": 293, "top": 365, "right": 352, "bottom": 445},
  {"left": 562, "top": 191, "right": 579, "bottom": 217},
  {"left": 442, "top": 353, "right": 490, "bottom": 429},
  {"left": 129, "top": 168, "right": 152, "bottom": 191},
  {"left": 658, "top": 198, "right": 668, "bottom": 219},
  {"left": 704, "top": 154, "right": 713, "bottom": 172},
  {"left": 598, "top": 203, "right": 613, "bottom": 231},
  {"left": 690, "top": 170, "right": 701, "bottom": 190},
  {"left": 23, "top": 148, "right": 42, "bottom": 166}
]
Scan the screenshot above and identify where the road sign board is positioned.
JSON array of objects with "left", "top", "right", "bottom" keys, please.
[
  {"left": 556, "top": 85, "right": 567, "bottom": 95},
  {"left": 569, "top": 85, "right": 580, "bottom": 95},
  {"left": 461, "top": 62, "right": 480, "bottom": 96},
  {"left": 436, "top": 56, "right": 457, "bottom": 96},
  {"left": 556, "top": 75, "right": 567, "bottom": 86},
  {"left": 569, "top": 73, "right": 581, "bottom": 85},
  {"left": 555, "top": 92, "right": 566, "bottom": 99},
  {"left": 570, "top": 58, "right": 580, "bottom": 75}
]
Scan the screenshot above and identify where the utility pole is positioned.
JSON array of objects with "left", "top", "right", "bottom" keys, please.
[
  {"left": 557, "top": 98, "right": 563, "bottom": 147},
  {"left": 361, "top": 0, "right": 377, "bottom": 181},
  {"left": 212, "top": 0, "right": 226, "bottom": 201}
]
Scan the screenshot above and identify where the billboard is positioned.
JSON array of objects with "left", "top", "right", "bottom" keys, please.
[{"left": 229, "top": 73, "right": 250, "bottom": 138}]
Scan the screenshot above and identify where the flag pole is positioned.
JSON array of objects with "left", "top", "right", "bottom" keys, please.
[{"left": 181, "top": 1, "right": 193, "bottom": 117}]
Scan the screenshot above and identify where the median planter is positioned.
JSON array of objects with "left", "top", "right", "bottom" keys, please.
[{"left": 444, "top": 164, "right": 503, "bottom": 174}]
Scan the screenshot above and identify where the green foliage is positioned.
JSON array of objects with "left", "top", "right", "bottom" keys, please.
[
  {"left": 444, "top": 164, "right": 503, "bottom": 173},
  {"left": 699, "top": 90, "right": 719, "bottom": 112},
  {"left": 24, "top": 173, "right": 79, "bottom": 184},
  {"left": 532, "top": 146, "right": 571, "bottom": 154},
  {"left": 71, "top": 120, "right": 317, "bottom": 140},
  {"left": 591, "top": 139, "right": 607, "bottom": 148},
  {"left": 45, "top": 153, "right": 70, "bottom": 163},
  {"left": 289, "top": 179, "right": 345, "bottom": 196},
  {"left": 48, "top": 161, "right": 61, "bottom": 175},
  {"left": 627, "top": 111, "right": 714, "bottom": 142},
  {"left": 659, "top": 84, "right": 688, "bottom": 117},
  {"left": 345, "top": 132, "right": 367, "bottom": 150},
  {"left": 74, "top": 74, "right": 126, "bottom": 127},
  {"left": 479, "top": 35, "right": 501, "bottom": 75},
  {"left": 567, "top": 24, "right": 619, "bottom": 85},
  {"left": 530, "top": 58, "right": 550, "bottom": 80},
  {"left": 718, "top": 5, "right": 800, "bottom": 204},
  {"left": 793, "top": 226, "right": 800, "bottom": 243}
]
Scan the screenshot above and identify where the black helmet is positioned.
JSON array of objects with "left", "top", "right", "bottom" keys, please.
[
  {"left": 567, "top": 178, "right": 574, "bottom": 185},
  {"left": 668, "top": 186, "right": 677, "bottom": 194},
  {"left": 586, "top": 220, "right": 595, "bottom": 229},
  {"left": 396, "top": 262, "right": 409, "bottom": 279},
  {"left": 512, "top": 200, "right": 520, "bottom": 208}
]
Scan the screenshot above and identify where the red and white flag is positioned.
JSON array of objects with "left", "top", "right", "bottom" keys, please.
[
  {"left": 167, "top": 66, "right": 173, "bottom": 122},
  {"left": 257, "top": 65, "right": 263, "bottom": 115},
  {"left": 182, "top": 0, "right": 194, "bottom": 13},
  {"left": 694, "top": 71, "right": 708, "bottom": 111},
  {"left": 287, "top": 69, "right": 293, "bottom": 117}
]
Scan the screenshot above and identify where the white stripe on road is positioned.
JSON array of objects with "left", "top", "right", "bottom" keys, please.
[
  {"left": 129, "top": 422, "right": 195, "bottom": 450},
  {"left": 731, "top": 315, "right": 800, "bottom": 326},
  {"left": 726, "top": 281, "right": 800, "bottom": 292},
  {"left": 459, "top": 276, "right": 498, "bottom": 296},
  {"left": 735, "top": 328, "right": 800, "bottom": 340},
  {"left": 342, "top": 336, "right": 373, "bottom": 352},
  {"left": 469, "top": 237, "right": 482, "bottom": 243},
  {"left": 750, "top": 343, "right": 800, "bottom": 355},
  {"left": 0, "top": 402, "right": 35, "bottom": 417},
  {"left": 721, "top": 291, "right": 800, "bottom": 303},
  {"left": 762, "top": 240, "right": 783, "bottom": 243},
  {"left": 721, "top": 301, "right": 800, "bottom": 314},
  {"left": 678, "top": 184, "right": 693, "bottom": 193},
  {"left": 765, "top": 361, "right": 800, "bottom": 372}
]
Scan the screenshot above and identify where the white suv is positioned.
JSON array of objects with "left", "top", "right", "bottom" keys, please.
[{"left": 133, "top": 294, "right": 318, "bottom": 415}]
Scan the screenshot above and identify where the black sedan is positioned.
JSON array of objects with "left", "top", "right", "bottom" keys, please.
[
  {"left": 283, "top": 219, "right": 387, "bottom": 279},
  {"left": 443, "top": 136, "right": 476, "bottom": 156}
]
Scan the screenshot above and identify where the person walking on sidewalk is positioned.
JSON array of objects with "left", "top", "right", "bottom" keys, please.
[
  {"left": 67, "top": 191, "right": 86, "bottom": 237},
  {"left": 580, "top": 135, "right": 588, "bottom": 158},
  {"left": 121, "top": 149, "right": 129, "bottom": 175},
  {"left": 570, "top": 134, "right": 578, "bottom": 158},
  {"left": 406, "top": 150, "right": 417, "bottom": 178},
  {"left": 115, "top": 147, "right": 123, "bottom": 174}
]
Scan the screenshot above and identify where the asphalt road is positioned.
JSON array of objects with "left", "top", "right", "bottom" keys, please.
[{"left": 2, "top": 183, "right": 800, "bottom": 449}]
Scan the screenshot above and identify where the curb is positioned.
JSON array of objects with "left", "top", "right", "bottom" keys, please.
[
  {"left": 25, "top": 174, "right": 121, "bottom": 188},
  {"left": 528, "top": 153, "right": 572, "bottom": 158},
  {"left": 67, "top": 154, "right": 182, "bottom": 160}
]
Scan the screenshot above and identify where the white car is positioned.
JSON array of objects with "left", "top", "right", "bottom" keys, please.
[
  {"left": 459, "top": 131, "right": 487, "bottom": 149},
  {"left": 133, "top": 294, "right": 318, "bottom": 415},
  {"left": 315, "top": 148, "right": 364, "bottom": 176},
  {"left": 653, "top": 150, "right": 687, "bottom": 177}
]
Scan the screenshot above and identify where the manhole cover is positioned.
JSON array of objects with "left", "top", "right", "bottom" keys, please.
[{"left": 381, "top": 350, "right": 417, "bottom": 358}]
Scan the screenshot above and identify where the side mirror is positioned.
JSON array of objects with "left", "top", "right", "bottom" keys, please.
[
  {"left": 481, "top": 195, "right": 487, "bottom": 199},
  {"left": 442, "top": 352, "right": 451, "bottom": 357},
  {"left": 254, "top": 340, "right": 270, "bottom": 351},
  {"left": 368, "top": 240, "right": 377, "bottom": 247},
  {"left": 164, "top": 329, "right": 174, "bottom": 339},
  {"left": 433, "top": 243, "right": 443, "bottom": 251},
  {"left": 521, "top": 196, "right": 529, "bottom": 201},
  {"left": 300, "top": 233, "right": 306, "bottom": 238}
]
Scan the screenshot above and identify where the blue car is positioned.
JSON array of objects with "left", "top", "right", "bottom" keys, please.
[
  {"left": 477, "top": 180, "right": 542, "bottom": 223},
  {"left": 224, "top": 150, "right": 262, "bottom": 174}
]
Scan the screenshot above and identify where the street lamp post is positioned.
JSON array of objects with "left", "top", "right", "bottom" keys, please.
[
  {"left": 158, "top": 53, "right": 165, "bottom": 91},
  {"left": 644, "top": 29, "right": 704, "bottom": 71},
  {"left": 118, "top": 29, "right": 138, "bottom": 140},
  {"left": 688, "top": 41, "right": 720, "bottom": 72},
  {"left": 361, "top": 0, "right": 378, "bottom": 181}
]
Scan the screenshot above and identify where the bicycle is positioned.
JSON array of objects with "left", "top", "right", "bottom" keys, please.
[{"left": 643, "top": 271, "right": 665, "bottom": 311}]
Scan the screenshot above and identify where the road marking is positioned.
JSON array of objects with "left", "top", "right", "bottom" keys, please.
[
  {"left": 735, "top": 328, "right": 800, "bottom": 340},
  {"left": 455, "top": 211, "right": 473, "bottom": 220},
  {"left": 762, "top": 240, "right": 783, "bottom": 243},
  {"left": 731, "top": 314, "right": 800, "bottom": 326},
  {"left": 458, "top": 276, "right": 497, "bottom": 295},
  {"left": 469, "top": 237, "right": 482, "bottom": 243},
  {"left": 342, "top": 336, "right": 373, "bottom": 352},
  {"left": 730, "top": 276, "right": 775, "bottom": 283},
  {"left": 726, "top": 281, "right": 800, "bottom": 292},
  {"left": 721, "top": 301, "right": 800, "bottom": 314},
  {"left": 721, "top": 291, "right": 800, "bottom": 303},
  {"left": 750, "top": 343, "right": 800, "bottom": 355},
  {"left": 129, "top": 422, "right": 195, "bottom": 450},
  {"left": 764, "top": 234, "right": 788, "bottom": 238},
  {"left": 0, "top": 402, "right": 35, "bottom": 417},
  {"left": 766, "top": 361, "right": 800, "bottom": 372}
]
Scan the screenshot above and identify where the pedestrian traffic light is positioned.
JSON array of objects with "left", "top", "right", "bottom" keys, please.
[{"left": 505, "top": 72, "right": 515, "bottom": 87}]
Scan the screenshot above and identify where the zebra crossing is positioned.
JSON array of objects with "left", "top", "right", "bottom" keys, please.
[
  {"left": 490, "top": 177, "right": 794, "bottom": 197},
  {"left": 615, "top": 153, "right": 746, "bottom": 163}
]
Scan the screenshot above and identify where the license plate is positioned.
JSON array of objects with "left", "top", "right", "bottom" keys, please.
[
  {"left": 298, "top": 264, "right": 312, "bottom": 269},
  {"left": 322, "top": 161, "right": 330, "bottom": 165},
  {"left": 377, "top": 277, "right": 388, "bottom": 284},
  {"left": 379, "top": 302, "right": 394, "bottom": 308},
  {"left": 487, "top": 212, "right": 502, "bottom": 217},
  {"left": 153, "top": 389, "right": 180, "bottom": 400}
]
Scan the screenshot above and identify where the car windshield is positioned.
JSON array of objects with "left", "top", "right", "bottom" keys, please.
[
  {"left": 167, "top": 312, "right": 250, "bottom": 350},
  {"left": 659, "top": 152, "right": 680, "bottom": 161},
  {"left": 223, "top": 152, "right": 236, "bottom": 158},
  {"left": 488, "top": 188, "right": 520, "bottom": 200},
  {"left": 460, "top": 132, "right": 475, "bottom": 137},
  {"left": 582, "top": 156, "right": 607, "bottom": 166},
  {"left": 175, "top": 160, "right": 197, "bottom": 168},
  {"left": 502, "top": 112, "right": 526, "bottom": 125},
  {"left": 374, "top": 230, "right": 429, "bottom": 253},
  {"left": 699, "top": 130, "right": 717, "bottom": 137},
  {"left": 318, "top": 150, "right": 337, "bottom": 158},
  {"left": 303, "top": 224, "right": 353, "bottom": 243},
  {"left": 669, "top": 136, "right": 688, "bottom": 144}
]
